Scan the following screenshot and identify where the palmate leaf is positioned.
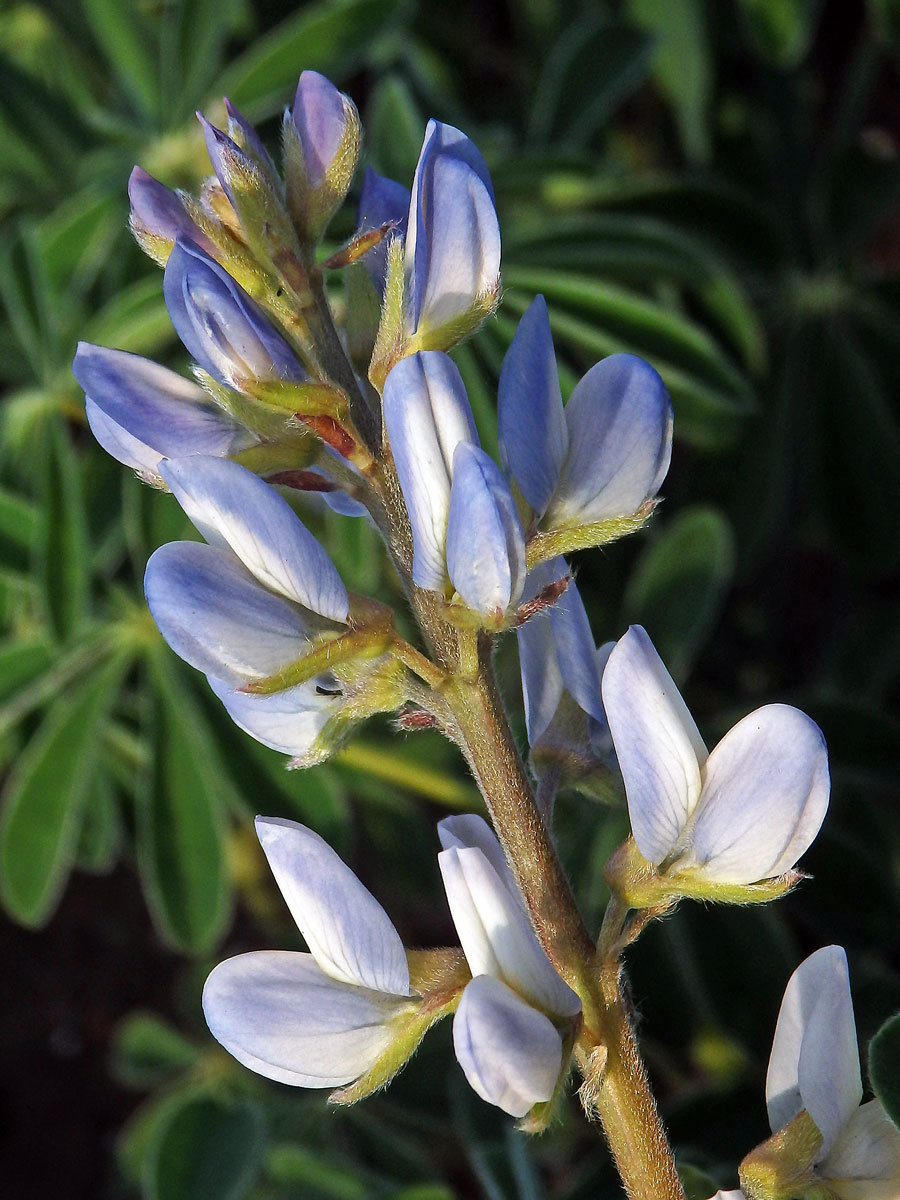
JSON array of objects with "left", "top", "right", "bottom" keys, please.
[{"left": 0, "top": 650, "right": 128, "bottom": 926}]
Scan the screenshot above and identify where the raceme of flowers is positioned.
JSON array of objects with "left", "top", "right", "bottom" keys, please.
[{"left": 71, "top": 66, "right": 854, "bottom": 1165}]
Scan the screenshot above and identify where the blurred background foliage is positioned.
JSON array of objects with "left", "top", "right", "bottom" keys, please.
[{"left": 1, "top": 0, "right": 899, "bottom": 1196}]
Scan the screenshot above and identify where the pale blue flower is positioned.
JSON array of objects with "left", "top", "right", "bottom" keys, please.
[
  {"left": 73, "top": 342, "right": 253, "bottom": 480},
  {"left": 602, "top": 626, "right": 830, "bottom": 885},
  {"left": 445, "top": 443, "right": 526, "bottom": 617},
  {"left": 517, "top": 558, "right": 609, "bottom": 753},
  {"left": 383, "top": 351, "right": 525, "bottom": 617},
  {"left": 404, "top": 120, "right": 500, "bottom": 340},
  {"left": 765, "top": 947, "right": 900, "bottom": 1198},
  {"left": 204, "top": 816, "right": 415, "bottom": 1087},
  {"left": 499, "top": 295, "right": 673, "bottom": 529},
  {"left": 145, "top": 456, "right": 348, "bottom": 687},
  {"left": 163, "top": 239, "right": 305, "bottom": 388},
  {"left": 438, "top": 815, "right": 580, "bottom": 1117}
]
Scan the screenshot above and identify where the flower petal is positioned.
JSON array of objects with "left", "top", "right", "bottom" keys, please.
[
  {"left": 825, "top": 1100, "right": 900, "bottom": 1192},
  {"left": 766, "top": 946, "right": 862, "bottom": 1152},
  {"left": 203, "top": 950, "right": 410, "bottom": 1087},
  {"left": 159, "top": 456, "right": 349, "bottom": 621},
  {"left": 689, "top": 704, "right": 830, "bottom": 884},
  {"left": 357, "top": 168, "right": 410, "bottom": 293},
  {"left": 546, "top": 354, "right": 673, "bottom": 528},
  {"left": 601, "top": 626, "right": 707, "bottom": 865},
  {"left": 498, "top": 295, "right": 567, "bottom": 515},
  {"left": 207, "top": 676, "right": 336, "bottom": 756},
  {"left": 255, "top": 816, "right": 411, "bottom": 996},
  {"left": 382, "top": 351, "right": 478, "bottom": 590},
  {"left": 144, "top": 541, "right": 312, "bottom": 684},
  {"left": 453, "top": 975, "right": 563, "bottom": 1117},
  {"left": 446, "top": 442, "right": 526, "bottom": 616},
  {"left": 438, "top": 846, "right": 580, "bottom": 1018},
  {"left": 74, "top": 343, "right": 250, "bottom": 476},
  {"left": 406, "top": 120, "right": 500, "bottom": 336},
  {"left": 437, "top": 815, "right": 519, "bottom": 900},
  {"left": 164, "top": 239, "right": 304, "bottom": 386},
  {"left": 517, "top": 559, "right": 604, "bottom": 746}
]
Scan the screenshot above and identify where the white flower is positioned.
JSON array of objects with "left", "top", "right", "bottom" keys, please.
[
  {"left": 437, "top": 815, "right": 581, "bottom": 1117},
  {"left": 765, "top": 946, "right": 900, "bottom": 1199},
  {"left": 203, "top": 817, "right": 415, "bottom": 1087},
  {"left": 602, "top": 625, "right": 830, "bottom": 888}
]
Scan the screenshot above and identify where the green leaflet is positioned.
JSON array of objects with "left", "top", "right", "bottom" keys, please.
[
  {"left": 0, "top": 650, "right": 128, "bottom": 926},
  {"left": 143, "top": 1093, "right": 266, "bottom": 1200},
  {"left": 624, "top": 506, "right": 736, "bottom": 682},
  {"left": 137, "top": 657, "right": 230, "bottom": 954},
  {"left": 869, "top": 1012, "right": 900, "bottom": 1131}
]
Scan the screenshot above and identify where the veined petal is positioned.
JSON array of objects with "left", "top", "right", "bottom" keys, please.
[
  {"left": 406, "top": 120, "right": 500, "bottom": 336},
  {"left": 357, "top": 168, "right": 410, "bottom": 293},
  {"left": 446, "top": 443, "right": 526, "bottom": 615},
  {"left": 144, "top": 541, "right": 312, "bottom": 684},
  {"left": 602, "top": 626, "right": 707, "bottom": 865},
  {"left": 74, "top": 343, "right": 251, "bottom": 476},
  {"left": 207, "top": 676, "right": 336, "bottom": 756},
  {"left": 382, "top": 351, "right": 478, "bottom": 590},
  {"left": 546, "top": 354, "right": 673, "bottom": 528},
  {"left": 766, "top": 946, "right": 862, "bottom": 1152},
  {"left": 203, "top": 950, "right": 411, "bottom": 1087},
  {"left": 255, "top": 817, "right": 411, "bottom": 996},
  {"left": 546, "top": 564, "right": 605, "bottom": 724},
  {"left": 438, "top": 846, "right": 580, "bottom": 1018},
  {"left": 437, "top": 815, "right": 519, "bottom": 901},
  {"left": 453, "top": 975, "right": 562, "bottom": 1117},
  {"left": 159, "top": 457, "right": 349, "bottom": 621},
  {"left": 688, "top": 704, "right": 830, "bottom": 884},
  {"left": 825, "top": 1100, "right": 900, "bottom": 1193},
  {"left": 517, "top": 599, "right": 565, "bottom": 747},
  {"left": 164, "top": 239, "right": 304, "bottom": 385},
  {"left": 498, "top": 295, "right": 567, "bottom": 515},
  {"left": 292, "top": 71, "right": 352, "bottom": 187}
]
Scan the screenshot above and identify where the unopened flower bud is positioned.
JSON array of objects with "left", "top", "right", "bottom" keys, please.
[{"left": 285, "top": 70, "right": 361, "bottom": 243}]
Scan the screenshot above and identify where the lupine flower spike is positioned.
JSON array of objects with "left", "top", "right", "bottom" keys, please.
[{"left": 602, "top": 625, "right": 830, "bottom": 907}]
